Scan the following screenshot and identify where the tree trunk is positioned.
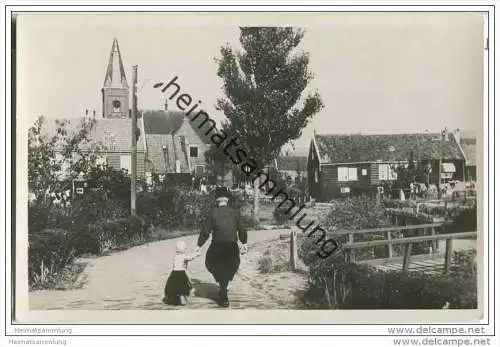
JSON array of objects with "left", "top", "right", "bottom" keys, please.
[
  {"left": 221, "top": 166, "right": 226, "bottom": 186},
  {"left": 252, "top": 177, "right": 260, "bottom": 226}
]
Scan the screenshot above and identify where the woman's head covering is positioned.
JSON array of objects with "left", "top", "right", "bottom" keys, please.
[
  {"left": 214, "top": 186, "right": 231, "bottom": 207},
  {"left": 175, "top": 240, "right": 187, "bottom": 254}
]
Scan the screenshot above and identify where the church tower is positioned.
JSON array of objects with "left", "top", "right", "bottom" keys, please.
[{"left": 101, "top": 38, "right": 129, "bottom": 118}]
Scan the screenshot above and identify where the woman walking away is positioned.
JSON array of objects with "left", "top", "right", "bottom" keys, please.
[{"left": 194, "top": 186, "right": 248, "bottom": 307}]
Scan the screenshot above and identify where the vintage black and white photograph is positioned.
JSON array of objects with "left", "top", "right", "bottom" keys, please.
[{"left": 16, "top": 11, "right": 484, "bottom": 323}]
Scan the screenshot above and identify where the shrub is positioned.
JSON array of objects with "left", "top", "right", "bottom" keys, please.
[
  {"left": 137, "top": 187, "right": 214, "bottom": 230},
  {"left": 271, "top": 187, "right": 302, "bottom": 225},
  {"left": 28, "top": 228, "right": 76, "bottom": 288},
  {"left": 240, "top": 213, "right": 257, "bottom": 229},
  {"left": 273, "top": 205, "right": 291, "bottom": 225},
  {"left": 447, "top": 208, "right": 477, "bottom": 234},
  {"left": 300, "top": 196, "right": 395, "bottom": 266},
  {"left": 301, "top": 249, "right": 477, "bottom": 309},
  {"left": 77, "top": 215, "right": 151, "bottom": 255},
  {"left": 28, "top": 201, "right": 72, "bottom": 235},
  {"left": 71, "top": 190, "right": 129, "bottom": 225}
]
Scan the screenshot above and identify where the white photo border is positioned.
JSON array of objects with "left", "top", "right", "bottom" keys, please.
[{"left": 2, "top": 1, "right": 496, "bottom": 339}]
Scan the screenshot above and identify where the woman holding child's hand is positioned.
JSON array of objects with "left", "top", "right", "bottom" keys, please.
[{"left": 195, "top": 186, "right": 248, "bottom": 307}]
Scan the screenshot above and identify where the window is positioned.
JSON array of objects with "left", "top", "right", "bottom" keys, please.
[
  {"left": 362, "top": 169, "right": 368, "bottom": 176},
  {"left": 340, "top": 186, "right": 351, "bottom": 194},
  {"left": 379, "top": 164, "right": 397, "bottom": 180},
  {"left": 349, "top": 168, "right": 358, "bottom": 181},
  {"left": 338, "top": 167, "right": 348, "bottom": 182},
  {"left": 120, "top": 155, "right": 131, "bottom": 173},
  {"left": 189, "top": 146, "right": 198, "bottom": 158},
  {"left": 441, "top": 163, "right": 456, "bottom": 173},
  {"left": 338, "top": 167, "right": 358, "bottom": 181}
]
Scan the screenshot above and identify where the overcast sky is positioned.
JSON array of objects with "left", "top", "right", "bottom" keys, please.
[{"left": 17, "top": 12, "right": 485, "bottom": 149}]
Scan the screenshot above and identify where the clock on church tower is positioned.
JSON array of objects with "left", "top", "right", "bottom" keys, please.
[{"left": 113, "top": 100, "right": 121, "bottom": 112}]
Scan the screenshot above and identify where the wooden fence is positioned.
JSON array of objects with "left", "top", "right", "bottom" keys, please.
[
  {"left": 342, "top": 231, "right": 477, "bottom": 273},
  {"left": 288, "top": 223, "right": 477, "bottom": 274},
  {"left": 335, "top": 223, "right": 444, "bottom": 262}
]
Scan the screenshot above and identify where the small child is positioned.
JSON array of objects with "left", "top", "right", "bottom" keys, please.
[{"left": 163, "top": 241, "right": 200, "bottom": 306}]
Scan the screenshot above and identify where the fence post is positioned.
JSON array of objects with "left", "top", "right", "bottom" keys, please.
[
  {"left": 387, "top": 230, "right": 393, "bottom": 258},
  {"left": 403, "top": 243, "right": 413, "bottom": 272},
  {"left": 348, "top": 233, "right": 355, "bottom": 262},
  {"left": 444, "top": 238, "right": 453, "bottom": 274},
  {"left": 290, "top": 230, "right": 297, "bottom": 271},
  {"left": 431, "top": 226, "right": 437, "bottom": 252}
]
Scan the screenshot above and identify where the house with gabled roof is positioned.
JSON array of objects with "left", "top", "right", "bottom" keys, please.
[
  {"left": 141, "top": 108, "right": 213, "bottom": 176},
  {"left": 40, "top": 116, "right": 148, "bottom": 179},
  {"left": 275, "top": 155, "right": 307, "bottom": 181},
  {"left": 307, "top": 130, "right": 466, "bottom": 201}
]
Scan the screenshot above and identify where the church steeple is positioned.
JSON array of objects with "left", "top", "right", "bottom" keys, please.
[
  {"left": 102, "top": 38, "right": 130, "bottom": 118},
  {"left": 104, "top": 38, "right": 128, "bottom": 88}
]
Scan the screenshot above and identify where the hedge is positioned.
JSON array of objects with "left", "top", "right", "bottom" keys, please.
[
  {"left": 137, "top": 188, "right": 214, "bottom": 230},
  {"left": 28, "top": 216, "right": 151, "bottom": 288},
  {"left": 72, "top": 215, "right": 151, "bottom": 255},
  {"left": 28, "top": 228, "right": 76, "bottom": 288},
  {"left": 301, "top": 250, "right": 477, "bottom": 309}
]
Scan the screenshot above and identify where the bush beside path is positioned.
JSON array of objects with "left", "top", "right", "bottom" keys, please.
[{"left": 29, "top": 229, "right": 299, "bottom": 310}]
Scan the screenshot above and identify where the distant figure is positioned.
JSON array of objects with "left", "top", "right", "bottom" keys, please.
[
  {"left": 400, "top": 189, "right": 406, "bottom": 201},
  {"left": 194, "top": 186, "right": 248, "bottom": 307},
  {"left": 163, "top": 241, "right": 200, "bottom": 306},
  {"left": 200, "top": 177, "right": 208, "bottom": 194}
]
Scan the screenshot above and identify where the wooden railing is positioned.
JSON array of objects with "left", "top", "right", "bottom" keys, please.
[
  {"left": 287, "top": 223, "right": 477, "bottom": 274},
  {"left": 334, "top": 223, "right": 444, "bottom": 262},
  {"left": 343, "top": 231, "right": 477, "bottom": 273}
]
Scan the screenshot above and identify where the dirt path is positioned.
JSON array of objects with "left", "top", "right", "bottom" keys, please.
[{"left": 29, "top": 229, "right": 301, "bottom": 310}]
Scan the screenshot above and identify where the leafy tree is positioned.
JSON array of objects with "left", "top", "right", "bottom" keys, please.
[
  {"left": 204, "top": 144, "right": 231, "bottom": 185},
  {"left": 215, "top": 27, "right": 324, "bottom": 223},
  {"left": 28, "top": 115, "right": 104, "bottom": 205},
  {"left": 392, "top": 151, "right": 429, "bottom": 191}
]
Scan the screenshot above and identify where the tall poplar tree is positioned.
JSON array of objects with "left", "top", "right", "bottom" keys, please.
[{"left": 215, "top": 27, "right": 323, "bottom": 223}]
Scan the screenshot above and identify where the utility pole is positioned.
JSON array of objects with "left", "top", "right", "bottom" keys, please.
[
  {"left": 131, "top": 65, "right": 138, "bottom": 216},
  {"left": 438, "top": 128, "right": 445, "bottom": 200}
]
